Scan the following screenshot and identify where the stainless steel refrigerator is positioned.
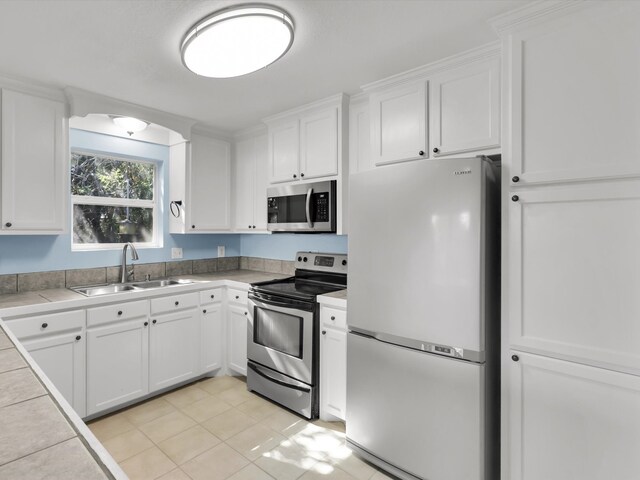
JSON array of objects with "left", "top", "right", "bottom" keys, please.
[{"left": 346, "top": 156, "right": 500, "bottom": 480}]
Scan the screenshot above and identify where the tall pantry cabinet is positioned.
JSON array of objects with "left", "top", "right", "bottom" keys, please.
[{"left": 494, "top": 3, "right": 640, "bottom": 479}]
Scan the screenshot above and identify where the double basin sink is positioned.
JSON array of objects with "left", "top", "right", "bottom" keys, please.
[{"left": 71, "top": 279, "right": 196, "bottom": 297}]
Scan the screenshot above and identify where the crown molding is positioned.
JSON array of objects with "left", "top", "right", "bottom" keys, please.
[
  {"left": 360, "top": 41, "right": 500, "bottom": 93},
  {"left": 489, "top": 0, "right": 587, "bottom": 36},
  {"left": 262, "top": 93, "right": 348, "bottom": 124},
  {"left": 0, "top": 72, "right": 66, "bottom": 103},
  {"left": 233, "top": 123, "right": 268, "bottom": 141}
]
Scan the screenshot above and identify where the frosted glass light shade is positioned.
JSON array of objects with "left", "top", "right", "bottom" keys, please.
[
  {"left": 181, "top": 5, "right": 294, "bottom": 78},
  {"left": 111, "top": 116, "right": 149, "bottom": 133}
]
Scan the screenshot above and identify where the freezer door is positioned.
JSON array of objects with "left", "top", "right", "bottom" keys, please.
[
  {"left": 348, "top": 157, "right": 492, "bottom": 352},
  {"left": 346, "top": 332, "right": 485, "bottom": 480}
]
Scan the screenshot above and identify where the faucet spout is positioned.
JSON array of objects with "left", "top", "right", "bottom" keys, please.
[{"left": 121, "top": 242, "right": 139, "bottom": 283}]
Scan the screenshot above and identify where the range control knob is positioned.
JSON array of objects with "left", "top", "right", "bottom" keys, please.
[
  {"left": 303, "top": 256, "right": 308, "bottom": 262},
  {"left": 297, "top": 256, "right": 302, "bottom": 262},
  {"left": 342, "top": 259, "right": 347, "bottom": 266}
]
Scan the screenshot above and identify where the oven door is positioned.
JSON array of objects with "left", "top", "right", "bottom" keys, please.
[{"left": 247, "top": 292, "right": 315, "bottom": 385}]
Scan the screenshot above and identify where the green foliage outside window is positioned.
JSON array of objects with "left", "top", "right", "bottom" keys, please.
[{"left": 71, "top": 153, "right": 156, "bottom": 245}]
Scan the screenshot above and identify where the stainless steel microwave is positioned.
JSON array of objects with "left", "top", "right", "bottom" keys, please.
[{"left": 267, "top": 180, "right": 336, "bottom": 233}]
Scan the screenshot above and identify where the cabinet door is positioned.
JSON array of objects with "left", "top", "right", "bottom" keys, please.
[
  {"left": 370, "top": 81, "right": 427, "bottom": 166},
  {"left": 227, "top": 305, "right": 248, "bottom": 375},
  {"left": 506, "top": 3, "right": 640, "bottom": 184},
  {"left": 349, "top": 101, "right": 372, "bottom": 173},
  {"left": 87, "top": 318, "right": 149, "bottom": 415},
  {"left": 429, "top": 58, "right": 500, "bottom": 157},
  {"left": 300, "top": 107, "right": 338, "bottom": 179},
  {"left": 233, "top": 137, "right": 256, "bottom": 232},
  {"left": 23, "top": 330, "right": 86, "bottom": 417},
  {"left": 1, "top": 89, "right": 66, "bottom": 233},
  {"left": 508, "top": 180, "right": 640, "bottom": 374},
  {"left": 149, "top": 308, "right": 200, "bottom": 392},
  {"left": 201, "top": 304, "right": 223, "bottom": 373},
  {"left": 509, "top": 351, "right": 640, "bottom": 480},
  {"left": 320, "top": 327, "right": 346, "bottom": 421},
  {"left": 253, "top": 133, "right": 268, "bottom": 231},
  {"left": 268, "top": 119, "right": 299, "bottom": 183},
  {"left": 189, "top": 134, "right": 231, "bottom": 231}
]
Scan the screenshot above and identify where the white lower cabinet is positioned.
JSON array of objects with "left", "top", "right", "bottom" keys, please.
[
  {"left": 509, "top": 351, "right": 640, "bottom": 480},
  {"left": 86, "top": 317, "right": 149, "bottom": 416},
  {"left": 9, "top": 310, "right": 86, "bottom": 417},
  {"left": 227, "top": 304, "right": 248, "bottom": 376},
  {"left": 149, "top": 308, "right": 200, "bottom": 392},
  {"left": 319, "top": 304, "right": 347, "bottom": 421},
  {"left": 200, "top": 289, "right": 224, "bottom": 373}
]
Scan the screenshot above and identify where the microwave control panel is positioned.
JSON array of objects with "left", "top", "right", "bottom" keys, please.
[{"left": 315, "top": 193, "right": 329, "bottom": 222}]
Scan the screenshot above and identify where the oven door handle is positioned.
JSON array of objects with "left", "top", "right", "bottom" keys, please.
[
  {"left": 305, "top": 187, "right": 314, "bottom": 228},
  {"left": 248, "top": 293, "right": 314, "bottom": 312},
  {"left": 248, "top": 363, "right": 311, "bottom": 393}
]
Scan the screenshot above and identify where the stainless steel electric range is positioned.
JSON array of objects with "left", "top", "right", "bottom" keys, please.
[{"left": 247, "top": 252, "right": 348, "bottom": 419}]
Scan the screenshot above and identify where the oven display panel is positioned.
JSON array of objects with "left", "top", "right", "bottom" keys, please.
[{"left": 314, "top": 256, "right": 334, "bottom": 267}]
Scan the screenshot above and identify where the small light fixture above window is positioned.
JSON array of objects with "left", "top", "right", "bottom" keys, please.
[
  {"left": 110, "top": 116, "right": 149, "bottom": 136},
  {"left": 180, "top": 4, "right": 294, "bottom": 78}
]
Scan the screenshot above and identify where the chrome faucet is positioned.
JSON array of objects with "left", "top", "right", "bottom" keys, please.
[{"left": 121, "top": 242, "right": 139, "bottom": 283}]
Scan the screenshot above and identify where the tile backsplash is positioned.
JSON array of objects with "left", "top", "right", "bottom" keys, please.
[{"left": 0, "top": 257, "right": 294, "bottom": 295}]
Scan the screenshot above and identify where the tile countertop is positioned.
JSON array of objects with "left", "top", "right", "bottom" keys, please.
[
  {"left": 0, "top": 322, "right": 123, "bottom": 479},
  {"left": 317, "top": 289, "right": 348, "bottom": 308},
  {"left": 0, "top": 269, "right": 289, "bottom": 479},
  {"left": 0, "top": 270, "right": 289, "bottom": 314}
]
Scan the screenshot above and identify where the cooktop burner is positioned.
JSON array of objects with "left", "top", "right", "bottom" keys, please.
[{"left": 250, "top": 251, "right": 347, "bottom": 302}]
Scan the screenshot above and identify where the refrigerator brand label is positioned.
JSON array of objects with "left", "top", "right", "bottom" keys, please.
[{"left": 454, "top": 169, "right": 472, "bottom": 175}]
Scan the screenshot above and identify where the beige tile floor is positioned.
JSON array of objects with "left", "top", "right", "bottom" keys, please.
[{"left": 88, "top": 376, "right": 394, "bottom": 480}]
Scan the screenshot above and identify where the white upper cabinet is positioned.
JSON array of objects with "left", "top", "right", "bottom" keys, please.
[
  {"left": 233, "top": 132, "right": 268, "bottom": 232},
  {"left": 1, "top": 89, "right": 67, "bottom": 233},
  {"left": 503, "top": 3, "right": 640, "bottom": 185},
  {"left": 299, "top": 107, "right": 338, "bottom": 179},
  {"left": 170, "top": 133, "right": 231, "bottom": 233},
  {"left": 268, "top": 119, "right": 300, "bottom": 183},
  {"left": 190, "top": 134, "right": 231, "bottom": 231},
  {"left": 369, "top": 81, "right": 427, "bottom": 166},
  {"left": 429, "top": 57, "right": 500, "bottom": 157},
  {"left": 348, "top": 98, "right": 372, "bottom": 173},
  {"left": 362, "top": 44, "right": 501, "bottom": 168},
  {"left": 265, "top": 94, "right": 347, "bottom": 185}
]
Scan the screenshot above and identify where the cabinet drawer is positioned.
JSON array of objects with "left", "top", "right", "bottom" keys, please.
[
  {"left": 200, "top": 288, "right": 223, "bottom": 306},
  {"left": 88, "top": 300, "right": 149, "bottom": 327},
  {"left": 227, "top": 288, "right": 248, "bottom": 305},
  {"left": 7, "top": 310, "right": 85, "bottom": 339},
  {"left": 151, "top": 292, "right": 199, "bottom": 314},
  {"left": 321, "top": 306, "right": 347, "bottom": 330}
]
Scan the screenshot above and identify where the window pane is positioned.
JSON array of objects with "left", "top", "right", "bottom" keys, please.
[
  {"left": 73, "top": 205, "right": 153, "bottom": 244},
  {"left": 71, "top": 153, "right": 154, "bottom": 200}
]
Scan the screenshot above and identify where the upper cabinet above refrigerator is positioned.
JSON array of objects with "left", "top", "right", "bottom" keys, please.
[{"left": 358, "top": 44, "right": 501, "bottom": 171}]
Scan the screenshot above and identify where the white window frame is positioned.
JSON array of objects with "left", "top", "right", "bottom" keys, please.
[{"left": 70, "top": 150, "right": 161, "bottom": 251}]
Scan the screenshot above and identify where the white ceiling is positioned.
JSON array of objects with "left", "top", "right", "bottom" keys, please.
[{"left": 0, "top": 0, "right": 531, "bottom": 134}]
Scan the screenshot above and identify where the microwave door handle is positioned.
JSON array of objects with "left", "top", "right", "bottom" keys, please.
[{"left": 305, "top": 187, "right": 314, "bottom": 228}]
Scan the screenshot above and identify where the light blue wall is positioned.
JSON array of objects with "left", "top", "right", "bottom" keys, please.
[
  {"left": 240, "top": 234, "right": 348, "bottom": 261},
  {"left": 0, "top": 130, "right": 239, "bottom": 275},
  {"left": 0, "top": 129, "right": 348, "bottom": 275}
]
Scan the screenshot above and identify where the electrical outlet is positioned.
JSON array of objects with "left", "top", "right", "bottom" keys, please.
[
  {"left": 171, "top": 248, "right": 183, "bottom": 259},
  {"left": 217, "top": 246, "right": 225, "bottom": 258}
]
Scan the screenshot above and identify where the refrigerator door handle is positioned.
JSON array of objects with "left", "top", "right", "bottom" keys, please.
[
  {"left": 305, "top": 187, "right": 314, "bottom": 228},
  {"left": 348, "top": 327, "right": 484, "bottom": 363}
]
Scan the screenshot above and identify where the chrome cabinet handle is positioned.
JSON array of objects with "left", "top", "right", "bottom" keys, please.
[{"left": 305, "top": 187, "right": 314, "bottom": 228}]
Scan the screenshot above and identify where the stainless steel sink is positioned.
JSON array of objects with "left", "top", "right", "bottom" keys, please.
[
  {"left": 71, "top": 278, "right": 195, "bottom": 296},
  {"left": 72, "top": 284, "right": 139, "bottom": 296},
  {"left": 131, "top": 279, "right": 192, "bottom": 289}
]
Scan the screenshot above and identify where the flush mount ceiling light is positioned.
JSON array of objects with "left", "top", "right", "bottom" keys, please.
[
  {"left": 110, "top": 116, "right": 150, "bottom": 136},
  {"left": 181, "top": 4, "right": 294, "bottom": 78}
]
